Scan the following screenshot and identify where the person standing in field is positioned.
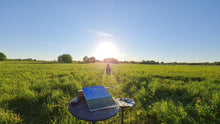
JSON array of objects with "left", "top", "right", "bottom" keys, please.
[{"left": 106, "top": 64, "right": 111, "bottom": 75}]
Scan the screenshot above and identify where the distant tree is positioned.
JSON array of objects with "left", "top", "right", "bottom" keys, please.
[
  {"left": 58, "top": 54, "right": 72, "bottom": 63},
  {"left": 83, "top": 56, "right": 96, "bottom": 63},
  {"left": 140, "top": 60, "right": 159, "bottom": 64},
  {"left": 103, "top": 58, "right": 119, "bottom": 64},
  {"left": 0, "top": 52, "right": 7, "bottom": 61},
  {"left": 23, "top": 58, "right": 35, "bottom": 61},
  {"left": 213, "top": 62, "right": 220, "bottom": 65},
  {"left": 172, "top": 62, "right": 177, "bottom": 65},
  {"left": 88, "top": 56, "right": 96, "bottom": 63},
  {"left": 83, "top": 56, "right": 88, "bottom": 63}
]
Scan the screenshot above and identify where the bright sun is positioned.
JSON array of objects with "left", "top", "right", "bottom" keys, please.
[{"left": 95, "top": 42, "right": 118, "bottom": 60}]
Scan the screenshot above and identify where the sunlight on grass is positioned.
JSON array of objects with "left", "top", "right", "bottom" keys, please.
[{"left": 0, "top": 62, "right": 220, "bottom": 123}]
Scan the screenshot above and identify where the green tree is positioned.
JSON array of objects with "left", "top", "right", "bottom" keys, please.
[
  {"left": 83, "top": 56, "right": 96, "bottom": 63},
  {"left": 88, "top": 56, "right": 96, "bottom": 63},
  {"left": 58, "top": 54, "right": 72, "bottom": 63},
  {"left": 0, "top": 52, "right": 7, "bottom": 61},
  {"left": 83, "top": 56, "right": 88, "bottom": 63},
  {"left": 103, "top": 58, "right": 119, "bottom": 64}
]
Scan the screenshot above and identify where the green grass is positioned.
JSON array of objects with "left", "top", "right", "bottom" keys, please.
[{"left": 0, "top": 62, "right": 220, "bottom": 123}]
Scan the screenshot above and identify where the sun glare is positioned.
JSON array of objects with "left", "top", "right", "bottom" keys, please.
[{"left": 95, "top": 42, "right": 118, "bottom": 60}]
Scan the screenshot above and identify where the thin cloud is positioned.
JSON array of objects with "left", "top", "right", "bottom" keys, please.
[{"left": 91, "top": 30, "right": 115, "bottom": 38}]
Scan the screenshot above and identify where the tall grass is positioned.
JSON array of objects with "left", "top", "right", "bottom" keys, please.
[
  {"left": 113, "top": 64, "right": 220, "bottom": 123},
  {"left": 0, "top": 62, "right": 220, "bottom": 123}
]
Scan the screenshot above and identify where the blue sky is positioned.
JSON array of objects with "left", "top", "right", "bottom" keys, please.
[{"left": 0, "top": 0, "right": 219, "bottom": 62}]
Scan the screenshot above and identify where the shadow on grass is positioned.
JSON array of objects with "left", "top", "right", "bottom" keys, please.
[
  {"left": 151, "top": 75, "right": 205, "bottom": 82},
  {"left": 7, "top": 95, "right": 49, "bottom": 124}
]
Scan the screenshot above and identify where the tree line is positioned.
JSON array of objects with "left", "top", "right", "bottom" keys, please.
[
  {"left": 124, "top": 60, "right": 220, "bottom": 65},
  {"left": 1, "top": 52, "right": 219, "bottom": 65}
]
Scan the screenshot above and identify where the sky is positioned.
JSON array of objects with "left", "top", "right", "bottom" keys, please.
[{"left": 0, "top": 0, "right": 220, "bottom": 62}]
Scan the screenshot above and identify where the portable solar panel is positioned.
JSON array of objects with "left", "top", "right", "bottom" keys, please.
[{"left": 82, "top": 86, "right": 117, "bottom": 112}]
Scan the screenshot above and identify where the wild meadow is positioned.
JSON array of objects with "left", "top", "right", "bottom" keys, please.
[{"left": 0, "top": 61, "right": 220, "bottom": 124}]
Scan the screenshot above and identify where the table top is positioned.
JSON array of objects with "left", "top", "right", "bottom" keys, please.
[{"left": 69, "top": 97, "right": 119, "bottom": 122}]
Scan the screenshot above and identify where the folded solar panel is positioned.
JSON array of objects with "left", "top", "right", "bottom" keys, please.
[{"left": 82, "top": 86, "right": 117, "bottom": 112}]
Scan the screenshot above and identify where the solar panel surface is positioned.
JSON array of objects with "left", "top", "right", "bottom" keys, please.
[{"left": 82, "top": 86, "right": 117, "bottom": 111}]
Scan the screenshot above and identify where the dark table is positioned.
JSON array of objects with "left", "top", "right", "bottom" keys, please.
[
  {"left": 69, "top": 97, "right": 119, "bottom": 123},
  {"left": 116, "top": 98, "right": 135, "bottom": 124}
]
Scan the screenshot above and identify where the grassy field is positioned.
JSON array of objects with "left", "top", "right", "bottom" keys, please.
[{"left": 0, "top": 61, "right": 220, "bottom": 124}]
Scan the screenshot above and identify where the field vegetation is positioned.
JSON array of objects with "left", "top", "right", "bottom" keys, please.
[{"left": 0, "top": 61, "right": 220, "bottom": 124}]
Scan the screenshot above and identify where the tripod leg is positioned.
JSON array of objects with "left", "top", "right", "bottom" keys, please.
[{"left": 121, "top": 107, "right": 124, "bottom": 124}]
